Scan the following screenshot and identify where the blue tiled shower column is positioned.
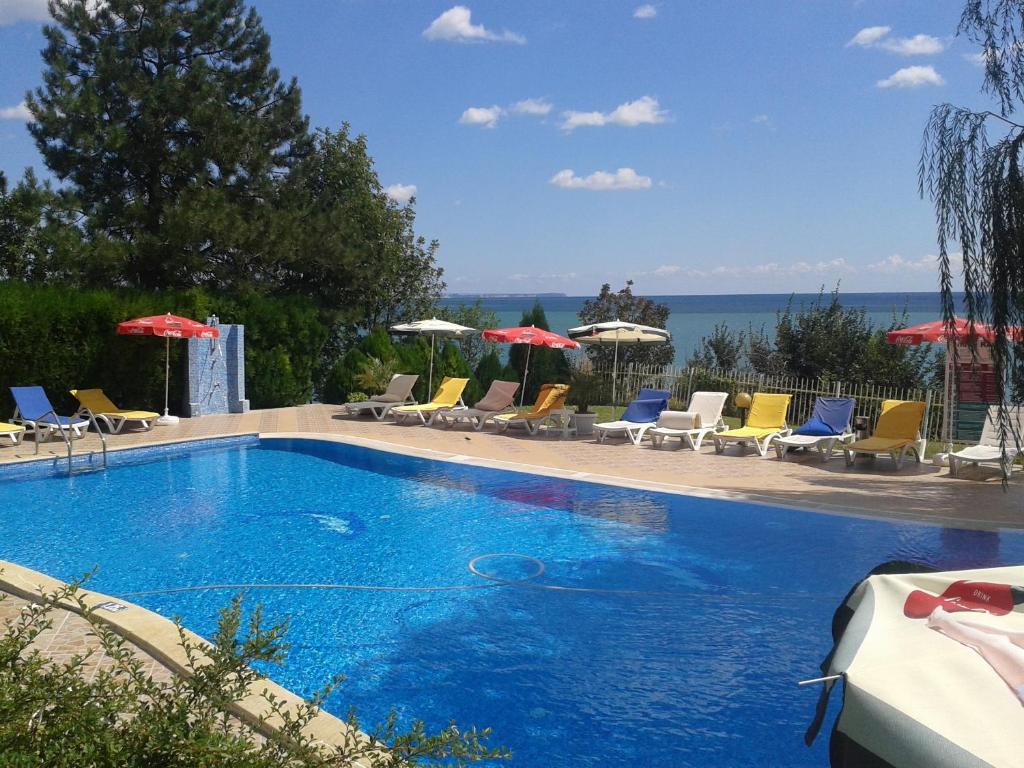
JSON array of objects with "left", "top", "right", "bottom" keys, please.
[{"left": 183, "top": 316, "right": 250, "bottom": 417}]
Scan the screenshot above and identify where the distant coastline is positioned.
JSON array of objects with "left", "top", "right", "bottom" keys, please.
[{"left": 446, "top": 292, "right": 567, "bottom": 298}]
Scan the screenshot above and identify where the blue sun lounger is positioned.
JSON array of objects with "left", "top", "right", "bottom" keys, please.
[
  {"left": 10, "top": 386, "right": 90, "bottom": 446},
  {"left": 773, "top": 396, "right": 856, "bottom": 461}
]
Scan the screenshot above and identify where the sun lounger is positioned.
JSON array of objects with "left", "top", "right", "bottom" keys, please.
[
  {"left": 0, "top": 422, "right": 25, "bottom": 446},
  {"left": 712, "top": 393, "right": 792, "bottom": 456},
  {"left": 949, "top": 405, "right": 1024, "bottom": 477},
  {"left": 843, "top": 399, "right": 927, "bottom": 470},
  {"left": 342, "top": 374, "right": 419, "bottom": 420},
  {"left": 594, "top": 388, "right": 671, "bottom": 445},
  {"left": 10, "top": 386, "right": 89, "bottom": 444},
  {"left": 494, "top": 383, "right": 571, "bottom": 437},
  {"left": 773, "top": 396, "right": 856, "bottom": 461},
  {"left": 648, "top": 391, "right": 729, "bottom": 450},
  {"left": 71, "top": 388, "right": 159, "bottom": 433},
  {"left": 391, "top": 377, "right": 468, "bottom": 425},
  {"left": 436, "top": 380, "right": 519, "bottom": 430}
]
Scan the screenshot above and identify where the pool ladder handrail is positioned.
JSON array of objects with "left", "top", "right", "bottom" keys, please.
[{"left": 36, "top": 407, "right": 107, "bottom": 475}]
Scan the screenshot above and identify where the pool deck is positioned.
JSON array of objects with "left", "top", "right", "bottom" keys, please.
[{"left": 1, "top": 403, "right": 1021, "bottom": 530}]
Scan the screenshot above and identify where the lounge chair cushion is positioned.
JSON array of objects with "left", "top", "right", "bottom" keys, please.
[
  {"left": 474, "top": 380, "right": 520, "bottom": 412},
  {"left": 847, "top": 436, "right": 912, "bottom": 453},
  {"left": 718, "top": 426, "right": 778, "bottom": 440},
  {"left": 656, "top": 411, "right": 700, "bottom": 430},
  {"left": 794, "top": 418, "right": 836, "bottom": 437},
  {"left": 620, "top": 397, "right": 668, "bottom": 424},
  {"left": 371, "top": 393, "right": 404, "bottom": 403},
  {"left": 746, "top": 393, "right": 792, "bottom": 430}
]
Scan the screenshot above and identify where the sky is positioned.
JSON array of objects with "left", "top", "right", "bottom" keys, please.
[{"left": 0, "top": 0, "right": 997, "bottom": 296}]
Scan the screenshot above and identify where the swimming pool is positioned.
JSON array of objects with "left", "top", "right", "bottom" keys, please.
[{"left": 2, "top": 436, "right": 1021, "bottom": 766}]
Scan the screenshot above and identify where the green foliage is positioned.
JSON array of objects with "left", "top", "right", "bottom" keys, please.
[
  {"left": 920, "top": 0, "right": 1024, "bottom": 405},
  {"left": 507, "top": 303, "right": 570, "bottom": 404},
  {"left": 747, "top": 290, "right": 936, "bottom": 386},
  {"left": 437, "top": 300, "right": 499, "bottom": 369},
  {"left": 474, "top": 350, "right": 516, "bottom": 399},
  {"left": 567, "top": 358, "right": 604, "bottom": 414},
  {"left": 688, "top": 323, "right": 745, "bottom": 370},
  {"left": 322, "top": 329, "right": 480, "bottom": 405},
  {"left": 27, "top": 0, "right": 308, "bottom": 291},
  {"left": 0, "top": 581, "right": 509, "bottom": 766},
  {"left": 0, "top": 283, "right": 326, "bottom": 414},
  {"left": 356, "top": 357, "right": 399, "bottom": 395},
  {"left": 577, "top": 281, "right": 675, "bottom": 368},
  {"left": 278, "top": 127, "right": 444, "bottom": 330},
  {"left": 347, "top": 391, "right": 369, "bottom": 403}
]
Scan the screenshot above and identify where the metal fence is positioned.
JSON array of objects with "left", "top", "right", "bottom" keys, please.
[{"left": 592, "top": 363, "right": 946, "bottom": 442}]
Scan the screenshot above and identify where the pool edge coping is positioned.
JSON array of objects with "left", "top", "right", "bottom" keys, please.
[
  {"left": 0, "top": 559, "right": 369, "bottom": 757},
  {"left": 260, "top": 431, "right": 1019, "bottom": 531}
]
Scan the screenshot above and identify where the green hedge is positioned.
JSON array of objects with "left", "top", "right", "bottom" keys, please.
[{"left": 0, "top": 283, "right": 327, "bottom": 415}]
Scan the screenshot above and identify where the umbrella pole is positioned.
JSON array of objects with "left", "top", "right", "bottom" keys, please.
[
  {"left": 943, "top": 340, "right": 953, "bottom": 453},
  {"left": 612, "top": 338, "right": 620, "bottom": 419},
  {"left": 164, "top": 335, "right": 170, "bottom": 417},
  {"left": 521, "top": 344, "right": 532, "bottom": 408},
  {"left": 428, "top": 334, "right": 435, "bottom": 397}
]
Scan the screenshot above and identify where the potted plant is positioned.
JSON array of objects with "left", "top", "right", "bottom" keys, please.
[{"left": 568, "top": 360, "right": 602, "bottom": 436}]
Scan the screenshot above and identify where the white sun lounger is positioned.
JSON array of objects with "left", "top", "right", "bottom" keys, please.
[
  {"left": 342, "top": 374, "right": 418, "bottom": 420},
  {"left": 648, "top": 392, "right": 729, "bottom": 450},
  {"left": 949, "top": 405, "right": 1024, "bottom": 477}
]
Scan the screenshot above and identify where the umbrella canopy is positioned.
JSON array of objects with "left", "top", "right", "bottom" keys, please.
[
  {"left": 806, "top": 564, "right": 1024, "bottom": 768},
  {"left": 567, "top": 320, "right": 671, "bottom": 414},
  {"left": 482, "top": 325, "right": 580, "bottom": 406},
  {"left": 567, "top": 319, "right": 672, "bottom": 345},
  {"left": 389, "top": 318, "right": 477, "bottom": 396},
  {"left": 117, "top": 313, "right": 220, "bottom": 424},
  {"left": 886, "top": 317, "right": 998, "bottom": 346},
  {"left": 117, "top": 313, "right": 221, "bottom": 339}
]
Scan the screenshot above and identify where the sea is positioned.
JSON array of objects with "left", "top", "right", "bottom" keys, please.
[{"left": 438, "top": 292, "right": 963, "bottom": 367}]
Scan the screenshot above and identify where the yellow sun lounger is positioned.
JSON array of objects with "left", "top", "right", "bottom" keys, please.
[
  {"left": 843, "top": 399, "right": 927, "bottom": 470},
  {"left": 1, "top": 422, "right": 25, "bottom": 446},
  {"left": 712, "top": 393, "right": 792, "bottom": 456},
  {"left": 494, "top": 383, "right": 571, "bottom": 437},
  {"left": 71, "top": 389, "right": 159, "bottom": 434},
  {"left": 391, "top": 377, "right": 469, "bottom": 425}
]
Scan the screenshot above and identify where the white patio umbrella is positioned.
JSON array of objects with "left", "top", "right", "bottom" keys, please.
[
  {"left": 389, "top": 318, "right": 477, "bottom": 396},
  {"left": 567, "top": 319, "right": 671, "bottom": 414}
]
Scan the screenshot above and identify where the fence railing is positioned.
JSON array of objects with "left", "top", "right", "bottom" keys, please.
[{"left": 590, "top": 363, "right": 946, "bottom": 442}]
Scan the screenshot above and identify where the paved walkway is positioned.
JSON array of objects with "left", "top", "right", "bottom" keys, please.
[{"left": 1, "top": 404, "right": 1021, "bottom": 529}]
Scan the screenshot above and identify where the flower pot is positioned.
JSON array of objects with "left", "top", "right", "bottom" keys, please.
[{"left": 571, "top": 412, "right": 598, "bottom": 437}]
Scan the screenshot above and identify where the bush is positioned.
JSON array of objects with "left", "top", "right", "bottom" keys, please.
[
  {"left": 0, "top": 283, "right": 327, "bottom": 414},
  {"left": 348, "top": 391, "right": 368, "bottom": 403},
  {"left": 0, "top": 581, "right": 509, "bottom": 766}
]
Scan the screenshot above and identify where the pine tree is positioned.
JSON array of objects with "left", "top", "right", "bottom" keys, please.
[{"left": 26, "top": 0, "right": 309, "bottom": 289}]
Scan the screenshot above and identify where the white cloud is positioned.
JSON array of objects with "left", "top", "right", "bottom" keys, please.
[
  {"left": 423, "top": 6, "right": 525, "bottom": 44},
  {"left": 642, "top": 259, "right": 853, "bottom": 280},
  {"left": 0, "top": 101, "right": 32, "bottom": 121},
  {"left": 880, "top": 34, "right": 945, "bottom": 56},
  {"left": 549, "top": 167, "right": 653, "bottom": 191},
  {"left": 877, "top": 65, "right": 945, "bottom": 88},
  {"left": 510, "top": 98, "right": 552, "bottom": 116},
  {"left": 847, "top": 26, "right": 891, "bottom": 48},
  {"left": 459, "top": 105, "right": 504, "bottom": 128},
  {"left": 0, "top": 0, "right": 47, "bottom": 25},
  {"left": 848, "top": 26, "right": 944, "bottom": 55},
  {"left": 752, "top": 114, "right": 775, "bottom": 130},
  {"left": 651, "top": 265, "right": 680, "bottom": 276},
  {"left": 964, "top": 51, "right": 987, "bottom": 66},
  {"left": 560, "top": 96, "right": 668, "bottom": 131},
  {"left": 633, "top": 4, "right": 657, "bottom": 19},
  {"left": 384, "top": 183, "right": 417, "bottom": 205},
  {"left": 866, "top": 254, "right": 938, "bottom": 273}
]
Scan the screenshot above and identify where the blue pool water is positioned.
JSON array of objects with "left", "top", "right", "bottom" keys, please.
[{"left": 2, "top": 437, "right": 1021, "bottom": 767}]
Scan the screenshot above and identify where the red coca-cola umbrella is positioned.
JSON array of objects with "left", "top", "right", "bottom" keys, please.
[
  {"left": 117, "top": 313, "right": 220, "bottom": 425},
  {"left": 481, "top": 325, "right": 579, "bottom": 406},
  {"left": 885, "top": 317, "right": 998, "bottom": 345}
]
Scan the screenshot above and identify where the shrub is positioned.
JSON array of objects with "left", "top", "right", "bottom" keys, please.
[
  {"left": 348, "top": 391, "right": 369, "bottom": 403},
  {"left": 0, "top": 580, "right": 509, "bottom": 767},
  {"left": 0, "top": 283, "right": 326, "bottom": 414}
]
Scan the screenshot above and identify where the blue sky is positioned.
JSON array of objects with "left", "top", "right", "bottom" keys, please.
[{"left": 0, "top": 1, "right": 994, "bottom": 295}]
